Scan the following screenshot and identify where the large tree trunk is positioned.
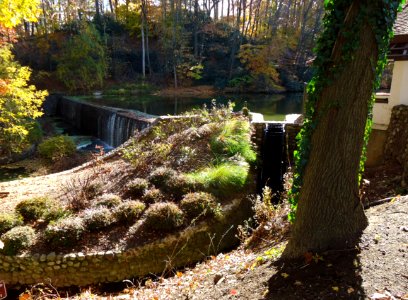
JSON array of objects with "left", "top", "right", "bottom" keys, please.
[{"left": 284, "top": 0, "right": 399, "bottom": 258}]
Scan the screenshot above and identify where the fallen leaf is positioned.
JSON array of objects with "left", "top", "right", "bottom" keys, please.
[
  {"left": 294, "top": 281, "right": 302, "bottom": 286},
  {"left": 332, "top": 286, "right": 339, "bottom": 292},
  {"left": 304, "top": 252, "right": 313, "bottom": 264},
  {"left": 19, "top": 293, "right": 31, "bottom": 300},
  {"left": 347, "top": 287, "right": 355, "bottom": 294},
  {"left": 230, "top": 289, "right": 238, "bottom": 295},
  {"left": 281, "top": 273, "right": 289, "bottom": 278}
]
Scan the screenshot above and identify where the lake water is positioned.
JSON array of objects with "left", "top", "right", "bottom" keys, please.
[{"left": 79, "top": 93, "right": 304, "bottom": 121}]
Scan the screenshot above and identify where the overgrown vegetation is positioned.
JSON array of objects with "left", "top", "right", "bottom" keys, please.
[
  {"left": 0, "top": 108, "right": 256, "bottom": 255},
  {"left": 56, "top": 21, "right": 107, "bottom": 91}
]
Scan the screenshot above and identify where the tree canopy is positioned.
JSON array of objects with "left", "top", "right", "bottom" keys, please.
[{"left": 0, "top": 0, "right": 47, "bottom": 155}]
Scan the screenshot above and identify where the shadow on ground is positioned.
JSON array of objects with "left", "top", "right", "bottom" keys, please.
[{"left": 265, "top": 249, "right": 366, "bottom": 299}]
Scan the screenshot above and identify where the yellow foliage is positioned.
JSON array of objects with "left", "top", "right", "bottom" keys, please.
[
  {"left": 0, "top": 0, "right": 41, "bottom": 28},
  {"left": 0, "top": 45, "right": 48, "bottom": 154},
  {"left": 238, "top": 44, "right": 280, "bottom": 83}
]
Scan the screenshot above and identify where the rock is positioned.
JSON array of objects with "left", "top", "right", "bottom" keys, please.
[
  {"left": 214, "top": 274, "right": 224, "bottom": 285},
  {"left": 370, "top": 291, "right": 396, "bottom": 300},
  {"left": 46, "top": 252, "right": 56, "bottom": 261}
]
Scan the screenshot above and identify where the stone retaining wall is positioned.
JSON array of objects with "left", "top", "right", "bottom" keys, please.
[{"left": 0, "top": 198, "right": 252, "bottom": 287}]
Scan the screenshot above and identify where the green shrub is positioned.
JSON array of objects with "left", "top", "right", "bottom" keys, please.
[
  {"left": 148, "top": 167, "right": 177, "bottom": 188},
  {"left": 148, "top": 168, "right": 191, "bottom": 199},
  {"left": 15, "top": 197, "right": 50, "bottom": 222},
  {"left": 83, "top": 207, "right": 115, "bottom": 231},
  {"left": 228, "top": 75, "right": 253, "bottom": 88},
  {"left": 38, "top": 135, "right": 76, "bottom": 161},
  {"left": 114, "top": 201, "right": 146, "bottom": 225},
  {"left": 142, "top": 188, "right": 165, "bottom": 204},
  {"left": 1, "top": 226, "right": 36, "bottom": 255},
  {"left": 56, "top": 22, "right": 107, "bottom": 91},
  {"left": 143, "top": 202, "right": 184, "bottom": 231},
  {"left": 43, "top": 205, "right": 71, "bottom": 223},
  {"left": 186, "top": 163, "right": 249, "bottom": 196},
  {"left": 180, "top": 192, "right": 219, "bottom": 220},
  {"left": 0, "top": 213, "right": 23, "bottom": 235},
  {"left": 210, "top": 119, "right": 256, "bottom": 163},
  {"left": 15, "top": 197, "right": 67, "bottom": 224},
  {"left": 93, "top": 193, "right": 122, "bottom": 208},
  {"left": 44, "top": 217, "right": 85, "bottom": 248},
  {"left": 126, "top": 178, "right": 149, "bottom": 198},
  {"left": 161, "top": 174, "right": 193, "bottom": 200}
]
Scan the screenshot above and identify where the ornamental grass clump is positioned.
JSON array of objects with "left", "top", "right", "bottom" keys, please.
[
  {"left": 93, "top": 193, "right": 122, "bottom": 208},
  {"left": 83, "top": 207, "right": 115, "bottom": 231},
  {"left": 210, "top": 119, "right": 256, "bottom": 163},
  {"left": 142, "top": 188, "right": 165, "bottom": 204},
  {"left": 187, "top": 162, "right": 249, "bottom": 197},
  {"left": 143, "top": 202, "right": 184, "bottom": 231},
  {"left": 1, "top": 226, "right": 36, "bottom": 255},
  {"left": 114, "top": 200, "right": 146, "bottom": 225},
  {"left": 161, "top": 174, "right": 193, "bottom": 200},
  {"left": 148, "top": 167, "right": 177, "bottom": 188},
  {"left": 0, "top": 213, "right": 23, "bottom": 235},
  {"left": 126, "top": 178, "right": 149, "bottom": 198},
  {"left": 44, "top": 217, "right": 85, "bottom": 248},
  {"left": 180, "top": 192, "right": 219, "bottom": 221}
]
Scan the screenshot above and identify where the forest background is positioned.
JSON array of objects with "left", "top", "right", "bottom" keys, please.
[{"left": 7, "top": 0, "right": 325, "bottom": 93}]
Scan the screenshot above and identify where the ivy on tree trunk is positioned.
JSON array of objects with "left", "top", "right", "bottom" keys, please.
[{"left": 284, "top": 0, "right": 402, "bottom": 258}]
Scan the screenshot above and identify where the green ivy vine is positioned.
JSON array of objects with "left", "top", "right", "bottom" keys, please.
[{"left": 288, "top": 0, "right": 404, "bottom": 221}]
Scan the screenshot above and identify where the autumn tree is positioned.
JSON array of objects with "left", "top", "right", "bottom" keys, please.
[
  {"left": 284, "top": 0, "right": 402, "bottom": 258},
  {"left": 0, "top": 0, "right": 48, "bottom": 155},
  {"left": 237, "top": 43, "right": 285, "bottom": 92}
]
